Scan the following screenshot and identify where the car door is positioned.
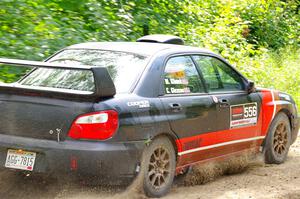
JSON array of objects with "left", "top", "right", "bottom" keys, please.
[
  {"left": 192, "top": 55, "right": 263, "bottom": 155},
  {"left": 159, "top": 55, "right": 220, "bottom": 165}
]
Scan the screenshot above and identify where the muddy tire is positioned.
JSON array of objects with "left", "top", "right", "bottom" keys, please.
[
  {"left": 141, "top": 137, "right": 176, "bottom": 198},
  {"left": 264, "top": 112, "right": 291, "bottom": 164}
]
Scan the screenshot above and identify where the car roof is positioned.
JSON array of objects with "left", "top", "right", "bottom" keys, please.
[{"left": 66, "top": 42, "right": 214, "bottom": 56}]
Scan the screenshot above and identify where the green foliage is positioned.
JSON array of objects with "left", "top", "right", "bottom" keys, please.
[
  {"left": 237, "top": 0, "right": 300, "bottom": 49},
  {"left": 0, "top": 0, "right": 299, "bottom": 106},
  {"left": 238, "top": 46, "right": 300, "bottom": 107}
]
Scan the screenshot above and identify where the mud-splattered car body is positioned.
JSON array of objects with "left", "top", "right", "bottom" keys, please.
[{"left": 0, "top": 37, "right": 299, "bottom": 184}]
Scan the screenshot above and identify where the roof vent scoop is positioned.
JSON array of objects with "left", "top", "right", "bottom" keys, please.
[{"left": 137, "top": 34, "right": 184, "bottom": 45}]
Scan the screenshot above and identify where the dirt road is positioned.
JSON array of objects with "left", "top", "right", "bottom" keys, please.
[{"left": 1, "top": 137, "right": 300, "bottom": 199}]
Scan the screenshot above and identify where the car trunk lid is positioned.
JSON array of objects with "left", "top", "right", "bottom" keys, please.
[
  {"left": 0, "top": 58, "right": 115, "bottom": 141},
  {"left": 0, "top": 94, "right": 94, "bottom": 141}
]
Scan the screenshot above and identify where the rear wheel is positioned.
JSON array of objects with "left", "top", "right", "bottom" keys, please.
[
  {"left": 264, "top": 112, "right": 291, "bottom": 164},
  {"left": 141, "top": 137, "right": 176, "bottom": 198}
]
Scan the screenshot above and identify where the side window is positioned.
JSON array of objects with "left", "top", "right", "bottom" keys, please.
[
  {"left": 164, "top": 56, "right": 204, "bottom": 94},
  {"left": 192, "top": 56, "right": 245, "bottom": 92}
]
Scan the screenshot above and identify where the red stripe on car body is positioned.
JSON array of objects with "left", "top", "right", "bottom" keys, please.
[
  {"left": 174, "top": 89, "right": 282, "bottom": 169},
  {"left": 176, "top": 105, "right": 263, "bottom": 154},
  {"left": 176, "top": 139, "right": 263, "bottom": 167},
  {"left": 259, "top": 89, "right": 280, "bottom": 135}
]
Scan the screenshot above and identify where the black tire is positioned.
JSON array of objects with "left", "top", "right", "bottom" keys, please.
[
  {"left": 264, "top": 112, "right": 291, "bottom": 164},
  {"left": 141, "top": 137, "right": 176, "bottom": 198}
]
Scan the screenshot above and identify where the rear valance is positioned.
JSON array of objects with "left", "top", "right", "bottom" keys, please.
[{"left": 0, "top": 58, "right": 116, "bottom": 100}]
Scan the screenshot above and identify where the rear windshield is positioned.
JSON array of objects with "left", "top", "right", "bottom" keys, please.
[{"left": 20, "top": 50, "right": 148, "bottom": 93}]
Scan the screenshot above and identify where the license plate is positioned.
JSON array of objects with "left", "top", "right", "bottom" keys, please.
[{"left": 5, "top": 149, "right": 36, "bottom": 171}]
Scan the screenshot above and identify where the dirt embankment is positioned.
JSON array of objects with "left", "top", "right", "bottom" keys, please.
[{"left": 1, "top": 137, "right": 300, "bottom": 199}]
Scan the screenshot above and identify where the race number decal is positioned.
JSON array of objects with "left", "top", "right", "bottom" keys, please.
[{"left": 230, "top": 103, "right": 258, "bottom": 128}]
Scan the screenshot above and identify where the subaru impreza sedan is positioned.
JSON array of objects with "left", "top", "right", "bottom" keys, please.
[{"left": 0, "top": 35, "right": 298, "bottom": 197}]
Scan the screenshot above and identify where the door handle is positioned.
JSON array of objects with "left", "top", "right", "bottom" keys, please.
[
  {"left": 219, "top": 99, "right": 230, "bottom": 108},
  {"left": 169, "top": 103, "right": 182, "bottom": 112}
]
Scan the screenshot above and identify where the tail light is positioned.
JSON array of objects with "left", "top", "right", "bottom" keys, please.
[{"left": 68, "top": 110, "right": 118, "bottom": 140}]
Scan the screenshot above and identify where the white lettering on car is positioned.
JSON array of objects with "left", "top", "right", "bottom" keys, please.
[{"left": 127, "top": 100, "right": 150, "bottom": 108}]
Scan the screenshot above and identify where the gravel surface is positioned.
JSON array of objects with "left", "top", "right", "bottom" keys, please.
[{"left": 1, "top": 136, "right": 300, "bottom": 199}]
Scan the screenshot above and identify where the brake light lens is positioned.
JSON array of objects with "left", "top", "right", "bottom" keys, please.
[{"left": 68, "top": 110, "right": 118, "bottom": 140}]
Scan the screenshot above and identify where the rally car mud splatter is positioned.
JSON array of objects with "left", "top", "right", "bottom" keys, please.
[{"left": 0, "top": 35, "right": 298, "bottom": 197}]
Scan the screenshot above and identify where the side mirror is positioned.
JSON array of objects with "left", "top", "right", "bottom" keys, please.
[{"left": 247, "top": 80, "right": 255, "bottom": 93}]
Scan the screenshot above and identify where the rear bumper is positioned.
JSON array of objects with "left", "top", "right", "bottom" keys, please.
[{"left": 0, "top": 134, "right": 145, "bottom": 180}]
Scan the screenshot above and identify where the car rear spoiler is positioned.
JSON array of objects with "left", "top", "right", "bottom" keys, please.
[{"left": 0, "top": 58, "right": 116, "bottom": 100}]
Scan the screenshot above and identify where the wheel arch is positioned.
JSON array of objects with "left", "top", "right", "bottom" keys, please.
[
  {"left": 262, "top": 109, "right": 293, "bottom": 148},
  {"left": 151, "top": 132, "right": 179, "bottom": 159},
  {"left": 279, "top": 108, "right": 293, "bottom": 129}
]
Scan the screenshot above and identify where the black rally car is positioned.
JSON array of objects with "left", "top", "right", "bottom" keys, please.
[{"left": 0, "top": 35, "right": 299, "bottom": 197}]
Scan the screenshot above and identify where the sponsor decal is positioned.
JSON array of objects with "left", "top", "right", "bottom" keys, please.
[
  {"left": 165, "top": 78, "right": 188, "bottom": 85},
  {"left": 165, "top": 87, "right": 190, "bottom": 94},
  {"left": 164, "top": 76, "right": 190, "bottom": 94},
  {"left": 230, "top": 102, "right": 258, "bottom": 128},
  {"left": 127, "top": 100, "right": 150, "bottom": 108}
]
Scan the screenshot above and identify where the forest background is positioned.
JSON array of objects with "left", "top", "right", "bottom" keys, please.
[{"left": 0, "top": 0, "right": 299, "bottom": 106}]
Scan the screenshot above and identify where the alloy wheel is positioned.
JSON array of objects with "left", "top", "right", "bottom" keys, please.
[
  {"left": 273, "top": 122, "right": 288, "bottom": 156},
  {"left": 148, "top": 147, "right": 171, "bottom": 189}
]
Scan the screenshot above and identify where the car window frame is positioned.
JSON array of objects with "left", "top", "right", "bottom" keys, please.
[
  {"left": 160, "top": 52, "right": 249, "bottom": 97},
  {"left": 191, "top": 54, "right": 248, "bottom": 94},
  {"left": 160, "top": 54, "right": 208, "bottom": 97}
]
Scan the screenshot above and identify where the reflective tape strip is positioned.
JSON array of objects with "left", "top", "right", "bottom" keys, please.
[
  {"left": 178, "top": 136, "right": 265, "bottom": 156},
  {"left": 270, "top": 90, "right": 276, "bottom": 120}
]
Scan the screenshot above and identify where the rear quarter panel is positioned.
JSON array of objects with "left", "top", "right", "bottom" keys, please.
[{"left": 92, "top": 94, "right": 177, "bottom": 143}]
